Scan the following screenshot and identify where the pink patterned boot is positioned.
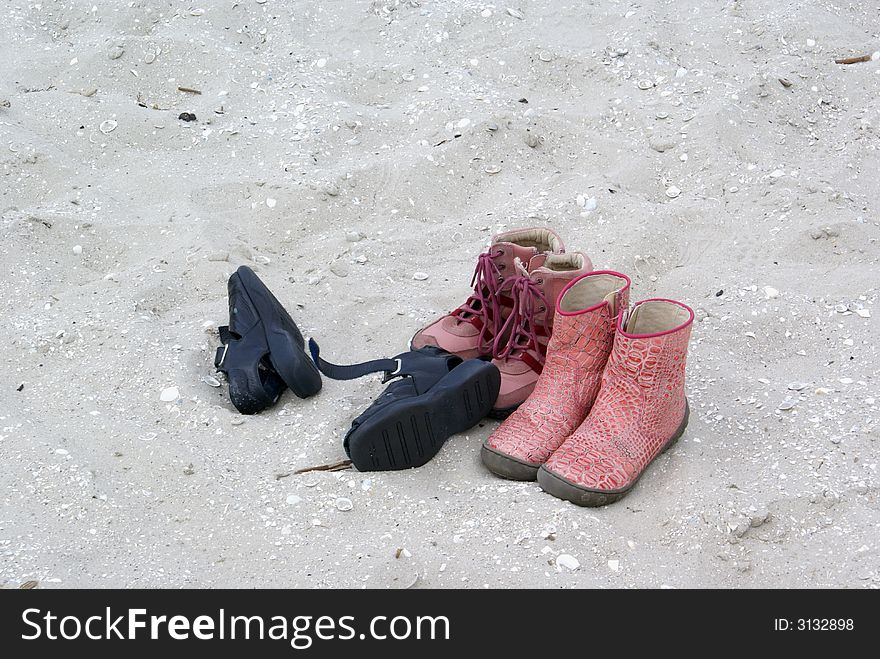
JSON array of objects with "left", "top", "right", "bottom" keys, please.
[
  {"left": 410, "top": 228, "right": 565, "bottom": 360},
  {"left": 489, "top": 253, "right": 594, "bottom": 417},
  {"left": 482, "top": 271, "right": 630, "bottom": 479},
  {"left": 537, "top": 299, "right": 694, "bottom": 506}
]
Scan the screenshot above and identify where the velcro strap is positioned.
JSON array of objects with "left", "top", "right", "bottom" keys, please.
[
  {"left": 308, "top": 338, "right": 398, "bottom": 381},
  {"left": 214, "top": 345, "right": 229, "bottom": 368}
]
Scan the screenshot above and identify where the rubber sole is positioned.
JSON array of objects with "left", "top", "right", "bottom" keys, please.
[
  {"left": 348, "top": 360, "right": 501, "bottom": 471},
  {"left": 537, "top": 400, "right": 689, "bottom": 507},
  {"left": 480, "top": 444, "right": 540, "bottom": 481},
  {"left": 237, "top": 266, "right": 322, "bottom": 399}
]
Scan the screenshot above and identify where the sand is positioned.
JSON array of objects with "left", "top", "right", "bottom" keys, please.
[{"left": 1, "top": 0, "right": 878, "bottom": 588}]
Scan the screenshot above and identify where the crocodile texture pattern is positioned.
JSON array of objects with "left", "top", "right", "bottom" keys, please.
[
  {"left": 486, "top": 284, "right": 629, "bottom": 465},
  {"left": 542, "top": 309, "right": 692, "bottom": 493}
]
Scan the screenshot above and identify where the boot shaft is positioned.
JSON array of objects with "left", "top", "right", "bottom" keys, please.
[
  {"left": 550, "top": 270, "right": 631, "bottom": 355},
  {"left": 603, "top": 298, "right": 694, "bottom": 413}
]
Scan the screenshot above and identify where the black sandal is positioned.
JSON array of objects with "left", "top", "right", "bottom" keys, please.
[
  {"left": 309, "top": 340, "right": 500, "bottom": 471},
  {"left": 215, "top": 266, "right": 322, "bottom": 414}
]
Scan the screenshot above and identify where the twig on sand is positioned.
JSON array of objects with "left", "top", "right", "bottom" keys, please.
[
  {"left": 294, "top": 459, "right": 353, "bottom": 474},
  {"left": 834, "top": 54, "right": 871, "bottom": 65},
  {"left": 177, "top": 86, "right": 202, "bottom": 94}
]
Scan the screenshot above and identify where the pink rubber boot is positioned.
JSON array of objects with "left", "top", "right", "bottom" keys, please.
[
  {"left": 538, "top": 298, "right": 694, "bottom": 506},
  {"left": 410, "top": 228, "right": 564, "bottom": 359},
  {"left": 482, "top": 271, "right": 630, "bottom": 479}
]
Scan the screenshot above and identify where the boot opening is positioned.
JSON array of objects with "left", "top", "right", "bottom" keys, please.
[
  {"left": 494, "top": 227, "right": 563, "bottom": 254},
  {"left": 559, "top": 272, "right": 628, "bottom": 313},
  {"left": 542, "top": 252, "right": 585, "bottom": 272},
  {"left": 626, "top": 300, "right": 692, "bottom": 335}
]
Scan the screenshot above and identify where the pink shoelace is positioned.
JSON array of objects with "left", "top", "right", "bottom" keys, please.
[
  {"left": 493, "top": 274, "right": 549, "bottom": 365},
  {"left": 452, "top": 249, "right": 505, "bottom": 350}
]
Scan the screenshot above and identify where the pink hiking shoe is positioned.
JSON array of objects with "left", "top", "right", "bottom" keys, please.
[
  {"left": 410, "top": 228, "right": 564, "bottom": 360},
  {"left": 489, "top": 253, "right": 593, "bottom": 417},
  {"left": 538, "top": 298, "right": 694, "bottom": 506},
  {"left": 482, "top": 271, "right": 630, "bottom": 479}
]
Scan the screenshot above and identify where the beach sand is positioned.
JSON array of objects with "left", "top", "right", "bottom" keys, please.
[{"left": 1, "top": 0, "right": 878, "bottom": 588}]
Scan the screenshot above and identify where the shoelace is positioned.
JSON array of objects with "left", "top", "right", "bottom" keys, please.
[
  {"left": 452, "top": 249, "right": 505, "bottom": 349},
  {"left": 493, "top": 274, "right": 549, "bottom": 363}
]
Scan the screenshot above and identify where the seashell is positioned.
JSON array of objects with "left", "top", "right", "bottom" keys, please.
[
  {"left": 556, "top": 554, "right": 580, "bottom": 570},
  {"left": 160, "top": 386, "right": 179, "bottom": 402}
]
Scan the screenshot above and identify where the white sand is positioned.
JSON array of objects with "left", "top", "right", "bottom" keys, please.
[{"left": 1, "top": 1, "right": 878, "bottom": 588}]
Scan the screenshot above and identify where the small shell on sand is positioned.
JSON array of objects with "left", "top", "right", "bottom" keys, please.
[
  {"left": 665, "top": 185, "right": 681, "bottom": 198},
  {"left": 100, "top": 120, "right": 118, "bottom": 134},
  {"left": 412, "top": 272, "right": 429, "bottom": 281},
  {"left": 484, "top": 166, "right": 501, "bottom": 174},
  {"left": 637, "top": 79, "right": 654, "bottom": 90},
  {"left": 160, "top": 386, "right": 179, "bottom": 402}
]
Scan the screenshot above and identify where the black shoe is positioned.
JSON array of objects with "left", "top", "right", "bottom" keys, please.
[
  {"left": 215, "top": 266, "right": 322, "bottom": 414},
  {"left": 309, "top": 340, "right": 500, "bottom": 471}
]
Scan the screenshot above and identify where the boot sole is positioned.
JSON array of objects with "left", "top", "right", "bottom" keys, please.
[
  {"left": 348, "top": 361, "right": 501, "bottom": 471},
  {"left": 536, "top": 399, "right": 689, "bottom": 507},
  {"left": 480, "top": 444, "right": 541, "bottom": 481},
  {"left": 236, "top": 267, "right": 322, "bottom": 399}
]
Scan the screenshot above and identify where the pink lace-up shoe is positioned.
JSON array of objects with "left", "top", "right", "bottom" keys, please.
[
  {"left": 538, "top": 298, "right": 694, "bottom": 506},
  {"left": 489, "top": 253, "right": 593, "bottom": 417},
  {"left": 482, "top": 271, "right": 630, "bottom": 480},
  {"left": 410, "top": 228, "right": 565, "bottom": 360}
]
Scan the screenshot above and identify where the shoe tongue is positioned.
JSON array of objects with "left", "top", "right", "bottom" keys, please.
[
  {"left": 526, "top": 253, "right": 547, "bottom": 271},
  {"left": 512, "top": 256, "right": 530, "bottom": 278},
  {"left": 496, "top": 241, "right": 538, "bottom": 263}
]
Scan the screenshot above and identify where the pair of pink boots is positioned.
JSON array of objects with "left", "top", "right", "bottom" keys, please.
[
  {"left": 482, "top": 270, "right": 694, "bottom": 506},
  {"left": 411, "top": 228, "right": 593, "bottom": 417},
  {"left": 411, "top": 228, "right": 693, "bottom": 506}
]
